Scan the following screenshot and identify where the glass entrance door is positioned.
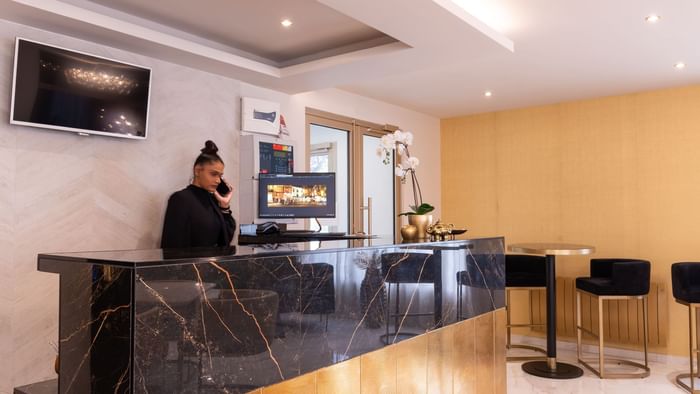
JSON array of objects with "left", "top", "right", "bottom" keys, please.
[
  {"left": 359, "top": 133, "right": 395, "bottom": 238},
  {"left": 307, "top": 110, "right": 399, "bottom": 239},
  {"left": 309, "top": 123, "right": 349, "bottom": 233}
]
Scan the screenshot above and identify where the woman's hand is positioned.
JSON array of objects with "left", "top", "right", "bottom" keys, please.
[{"left": 214, "top": 182, "right": 233, "bottom": 208}]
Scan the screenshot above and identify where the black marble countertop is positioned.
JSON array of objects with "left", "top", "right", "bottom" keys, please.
[
  {"left": 37, "top": 236, "right": 493, "bottom": 269},
  {"left": 40, "top": 236, "right": 505, "bottom": 393}
]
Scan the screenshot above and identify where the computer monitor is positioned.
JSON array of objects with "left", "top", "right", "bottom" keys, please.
[{"left": 258, "top": 173, "right": 336, "bottom": 219}]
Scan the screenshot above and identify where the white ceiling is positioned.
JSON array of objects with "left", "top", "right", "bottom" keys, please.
[{"left": 1, "top": 0, "right": 699, "bottom": 118}]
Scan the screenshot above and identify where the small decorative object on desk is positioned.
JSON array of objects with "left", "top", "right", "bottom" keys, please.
[
  {"left": 400, "top": 224, "right": 418, "bottom": 240},
  {"left": 426, "top": 220, "right": 467, "bottom": 241},
  {"left": 377, "top": 129, "right": 434, "bottom": 238}
]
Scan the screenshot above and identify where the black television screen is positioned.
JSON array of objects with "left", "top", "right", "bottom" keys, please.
[
  {"left": 258, "top": 173, "right": 336, "bottom": 219},
  {"left": 10, "top": 37, "right": 152, "bottom": 139}
]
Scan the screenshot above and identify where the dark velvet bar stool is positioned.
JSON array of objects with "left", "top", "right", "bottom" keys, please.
[
  {"left": 300, "top": 263, "right": 335, "bottom": 331},
  {"left": 504, "top": 254, "right": 547, "bottom": 361},
  {"left": 576, "top": 258, "right": 651, "bottom": 378},
  {"left": 672, "top": 262, "right": 700, "bottom": 393},
  {"left": 380, "top": 252, "right": 436, "bottom": 345}
]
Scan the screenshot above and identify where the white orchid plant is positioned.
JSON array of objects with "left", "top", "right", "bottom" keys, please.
[{"left": 377, "top": 129, "right": 434, "bottom": 216}]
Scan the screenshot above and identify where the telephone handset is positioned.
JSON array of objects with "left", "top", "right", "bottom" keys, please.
[
  {"left": 216, "top": 178, "right": 231, "bottom": 196},
  {"left": 257, "top": 222, "right": 280, "bottom": 235}
]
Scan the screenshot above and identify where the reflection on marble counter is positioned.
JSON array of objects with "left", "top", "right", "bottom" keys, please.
[{"left": 38, "top": 237, "right": 504, "bottom": 393}]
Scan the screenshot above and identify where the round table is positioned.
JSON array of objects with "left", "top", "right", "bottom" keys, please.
[{"left": 508, "top": 242, "right": 595, "bottom": 379}]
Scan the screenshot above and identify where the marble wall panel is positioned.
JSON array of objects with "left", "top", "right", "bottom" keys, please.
[
  {"left": 0, "top": 146, "right": 16, "bottom": 393},
  {"left": 0, "top": 18, "right": 245, "bottom": 392},
  {"left": 0, "top": 42, "right": 16, "bottom": 388}
]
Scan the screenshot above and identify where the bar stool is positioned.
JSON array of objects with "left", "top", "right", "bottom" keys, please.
[
  {"left": 503, "top": 254, "right": 547, "bottom": 361},
  {"left": 380, "top": 252, "right": 436, "bottom": 345},
  {"left": 301, "top": 263, "right": 335, "bottom": 331},
  {"left": 576, "top": 258, "right": 651, "bottom": 378},
  {"left": 672, "top": 262, "right": 700, "bottom": 393}
]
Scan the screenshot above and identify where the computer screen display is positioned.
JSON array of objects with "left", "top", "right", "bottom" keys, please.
[{"left": 258, "top": 173, "right": 336, "bottom": 219}]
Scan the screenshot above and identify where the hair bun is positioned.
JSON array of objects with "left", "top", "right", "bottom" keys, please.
[{"left": 201, "top": 140, "right": 218, "bottom": 154}]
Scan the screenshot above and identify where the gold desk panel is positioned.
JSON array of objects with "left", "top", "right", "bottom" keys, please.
[{"left": 255, "top": 308, "right": 506, "bottom": 394}]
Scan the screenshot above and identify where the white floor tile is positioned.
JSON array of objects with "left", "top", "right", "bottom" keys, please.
[{"left": 507, "top": 348, "right": 690, "bottom": 393}]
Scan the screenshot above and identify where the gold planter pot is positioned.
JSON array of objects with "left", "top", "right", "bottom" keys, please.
[{"left": 407, "top": 214, "right": 430, "bottom": 239}]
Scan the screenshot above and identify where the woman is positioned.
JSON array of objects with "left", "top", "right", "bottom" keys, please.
[{"left": 161, "top": 140, "right": 236, "bottom": 248}]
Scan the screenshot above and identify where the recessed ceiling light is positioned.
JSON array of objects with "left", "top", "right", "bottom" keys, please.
[
  {"left": 484, "top": 91, "right": 493, "bottom": 97},
  {"left": 645, "top": 14, "right": 661, "bottom": 23},
  {"left": 674, "top": 62, "right": 686, "bottom": 70},
  {"left": 281, "top": 19, "right": 293, "bottom": 28}
]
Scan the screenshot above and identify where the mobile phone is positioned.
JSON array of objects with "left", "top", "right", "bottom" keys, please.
[{"left": 216, "top": 178, "right": 231, "bottom": 195}]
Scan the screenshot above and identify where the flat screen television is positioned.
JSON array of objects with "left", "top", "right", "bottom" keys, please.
[
  {"left": 10, "top": 37, "right": 152, "bottom": 139},
  {"left": 258, "top": 172, "right": 336, "bottom": 219}
]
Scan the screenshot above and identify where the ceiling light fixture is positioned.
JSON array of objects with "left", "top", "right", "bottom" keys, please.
[
  {"left": 645, "top": 14, "right": 661, "bottom": 23},
  {"left": 281, "top": 19, "right": 293, "bottom": 28},
  {"left": 674, "top": 62, "right": 686, "bottom": 70},
  {"left": 484, "top": 91, "right": 493, "bottom": 97}
]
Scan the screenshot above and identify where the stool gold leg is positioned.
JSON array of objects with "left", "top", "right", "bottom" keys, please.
[
  {"left": 598, "top": 296, "right": 605, "bottom": 378},
  {"left": 643, "top": 296, "right": 648, "bottom": 368},
  {"left": 506, "top": 288, "right": 512, "bottom": 348},
  {"left": 675, "top": 302, "right": 700, "bottom": 393},
  {"left": 692, "top": 304, "right": 697, "bottom": 392},
  {"left": 576, "top": 291, "right": 582, "bottom": 361},
  {"left": 578, "top": 292, "right": 649, "bottom": 379},
  {"left": 696, "top": 304, "right": 700, "bottom": 391}
]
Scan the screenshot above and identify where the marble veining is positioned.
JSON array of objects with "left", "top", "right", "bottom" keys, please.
[{"left": 39, "top": 237, "right": 504, "bottom": 393}]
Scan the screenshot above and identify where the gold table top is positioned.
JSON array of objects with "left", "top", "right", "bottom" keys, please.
[{"left": 508, "top": 242, "right": 595, "bottom": 256}]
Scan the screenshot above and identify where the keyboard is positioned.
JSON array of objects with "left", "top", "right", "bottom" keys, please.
[{"left": 281, "top": 230, "right": 346, "bottom": 236}]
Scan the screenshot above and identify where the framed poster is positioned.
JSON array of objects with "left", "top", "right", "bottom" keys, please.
[{"left": 241, "top": 97, "right": 280, "bottom": 135}]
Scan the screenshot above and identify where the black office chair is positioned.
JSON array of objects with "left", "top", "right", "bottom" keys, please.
[
  {"left": 576, "top": 258, "right": 651, "bottom": 378},
  {"left": 672, "top": 262, "right": 700, "bottom": 393},
  {"left": 380, "top": 252, "right": 436, "bottom": 345},
  {"left": 502, "top": 254, "right": 547, "bottom": 361}
]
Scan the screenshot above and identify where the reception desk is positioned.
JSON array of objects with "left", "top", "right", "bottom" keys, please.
[{"left": 38, "top": 237, "right": 505, "bottom": 393}]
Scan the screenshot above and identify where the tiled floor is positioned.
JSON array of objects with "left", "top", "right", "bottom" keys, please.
[{"left": 507, "top": 348, "right": 691, "bottom": 393}]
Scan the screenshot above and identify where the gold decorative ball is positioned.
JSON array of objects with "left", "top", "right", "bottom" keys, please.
[{"left": 401, "top": 224, "right": 418, "bottom": 240}]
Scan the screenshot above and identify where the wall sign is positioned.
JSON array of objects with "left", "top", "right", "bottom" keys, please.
[{"left": 241, "top": 97, "right": 280, "bottom": 136}]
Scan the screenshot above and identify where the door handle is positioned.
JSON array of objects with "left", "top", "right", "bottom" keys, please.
[{"left": 360, "top": 197, "right": 372, "bottom": 235}]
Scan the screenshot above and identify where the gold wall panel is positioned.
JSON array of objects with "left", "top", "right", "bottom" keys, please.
[
  {"left": 441, "top": 84, "right": 699, "bottom": 355},
  {"left": 475, "top": 313, "right": 495, "bottom": 394},
  {"left": 360, "top": 343, "right": 397, "bottom": 394},
  {"left": 261, "top": 372, "right": 316, "bottom": 394},
  {"left": 396, "top": 334, "right": 428, "bottom": 393},
  {"left": 494, "top": 308, "right": 507, "bottom": 394},
  {"left": 316, "top": 357, "right": 361, "bottom": 394},
  {"left": 427, "top": 324, "right": 454, "bottom": 394},
  {"left": 453, "top": 317, "right": 476, "bottom": 393}
]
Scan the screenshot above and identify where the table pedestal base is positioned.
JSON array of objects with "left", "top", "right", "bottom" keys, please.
[{"left": 522, "top": 360, "right": 583, "bottom": 379}]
